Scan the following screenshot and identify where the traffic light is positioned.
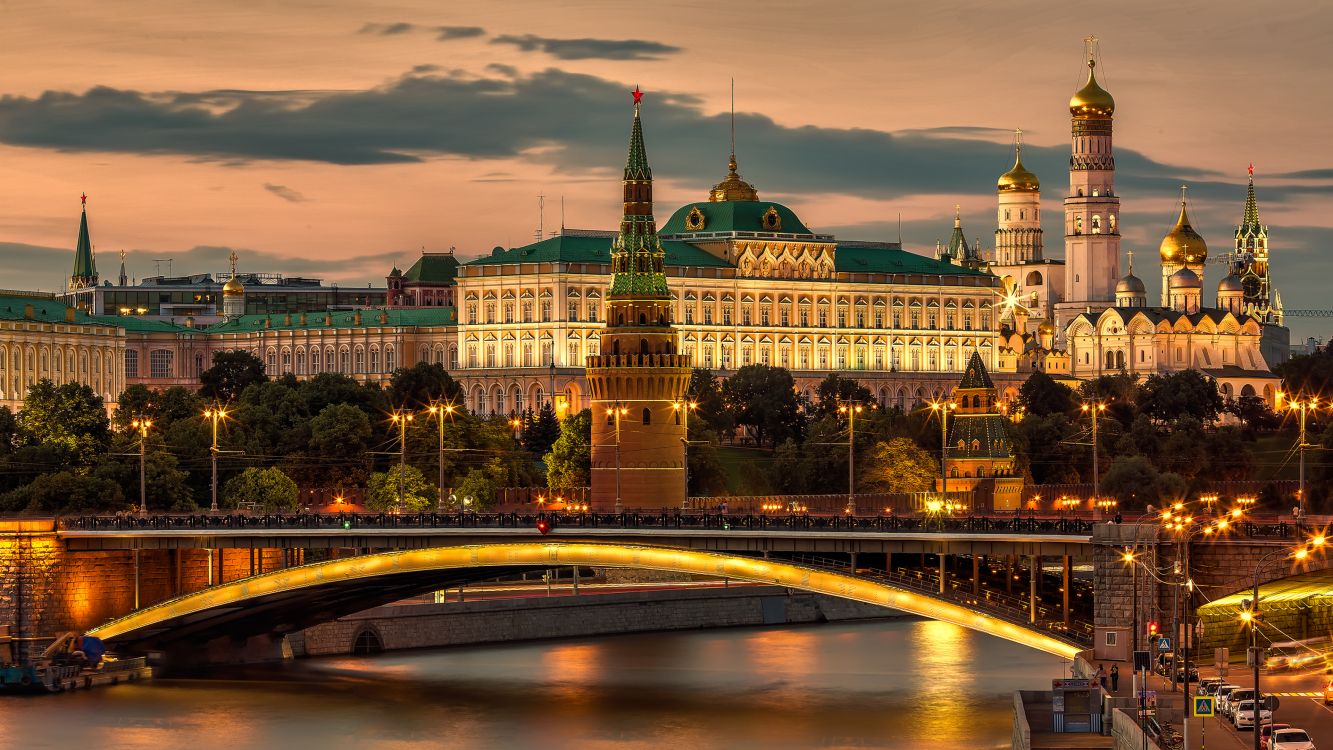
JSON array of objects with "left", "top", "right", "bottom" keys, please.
[
  {"left": 1148, "top": 621, "right": 1158, "bottom": 637},
  {"left": 536, "top": 516, "right": 556, "bottom": 535}
]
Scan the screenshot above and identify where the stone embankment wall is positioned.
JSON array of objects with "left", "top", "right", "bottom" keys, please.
[{"left": 293, "top": 586, "right": 900, "bottom": 656}]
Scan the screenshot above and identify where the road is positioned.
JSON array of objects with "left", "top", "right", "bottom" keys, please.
[{"left": 1150, "top": 665, "right": 1333, "bottom": 749}]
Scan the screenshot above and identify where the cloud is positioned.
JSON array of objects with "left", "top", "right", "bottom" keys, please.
[
  {"left": 263, "top": 183, "right": 307, "bottom": 203},
  {"left": 489, "top": 34, "right": 681, "bottom": 60},
  {"left": 436, "top": 25, "right": 485, "bottom": 41},
  {"left": 358, "top": 22, "right": 417, "bottom": 35}
]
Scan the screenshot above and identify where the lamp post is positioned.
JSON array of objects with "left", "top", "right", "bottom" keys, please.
[
  {"left": 1080, "top": 399, "right": 1108, "bottom": 518},
  {"left": 672, "top": 399, "right": 698, "bottom": 508},
  {"left": 1242, "top": 534, "right": 1326, "bottom": 750},
  {"left": 838, "top": 401, "right": 864, "bottom": 514},
  {"left": 929, "top": 398, "right": 956, "bottom": 502},
  {"left": 1278, "top": 393, "right": 1321, "bottom": 519},
  {"left": 389, "top": 409, "right": 414, "bottom": 512},
  {"left": 129, "top": 417, "right": 152, "bottom": 517},
  {"left": 607, "top": 402, "right": 627, "bottom": 512},
  {"left": 427, "top": 402, "right": 455, "bottom": 510},
  {"left": 202, "top": 405, "right": 228, "bottom": 513}
]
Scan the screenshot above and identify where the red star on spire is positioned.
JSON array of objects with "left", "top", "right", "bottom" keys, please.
[
  {"left": 80, "top": 192, "right": 87, "bottom": 205},
  {"left": 1248, "top": 162, "right": 1254, "bottom": 176},
  {"left": 632, "top": 86, "right": 643, "bottom": 105}
]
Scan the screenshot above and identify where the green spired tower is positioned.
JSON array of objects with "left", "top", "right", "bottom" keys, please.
[{"left": 69, "top": 193, "right": 99, "bottom": 290}]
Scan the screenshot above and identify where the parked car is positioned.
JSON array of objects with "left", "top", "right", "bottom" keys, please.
[
  {"left": 1234, "top": 699, "right": 1274, "bottom": 730},
  {"left": 1174, "top": 665, "right": 1200, "bottom": 683},
  {"left": 1270, "top": 727, "right": 1316, "bottom": 750},
  {"left": 1223, "top": 687, "right": 1254, "bottom": 719},
  {"left": 1198, "top": 679, "right": 1223, "bottom": 696},
  {"left": 1258, "top": 723, "right": 1291, "bottom": 749},
  {"left": 1214, "top": 684, "right": 1241, "bottom": 714}
]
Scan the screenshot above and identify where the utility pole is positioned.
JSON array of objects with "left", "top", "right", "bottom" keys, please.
[
  {"left": 838, "top": 401, "right": 863, "bottom": 514},
  {"left": 1081, "top": 399, "right": 1107, "bottom": 518},
  {"left": 130, "top": 417, "right": 152, "bottom": 517},
  {"left": 930, "top": 398, "right": 956, "bottom": 502},
  {"left": 674, "top": 400, "right": 698, "bottom": 509},
  {"left": 427, "top": 402, "right": 455, "bottom": 510},
  {"left": 202, "top": 405, "right": 229, "bottom": 513},
  {"left": 1284, "top": 395, "right": 1320, "bottom": 519},
  {"left": 610, "top": 403, "right": 627, "bottom": 512},
  {"left": 390, "top": 410, "right": 414, "bottom": 512}
]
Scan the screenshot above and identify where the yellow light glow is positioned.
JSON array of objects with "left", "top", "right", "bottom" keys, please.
[
  {"left": 1239, "top": 610, "right": 1252, "bottom": 623},
  {"left": 1312, "top": 534, "right": 1326, "bottom": 548},
  {"left": 1294, "top": 548, "right": 1309, "bottom": 561}
]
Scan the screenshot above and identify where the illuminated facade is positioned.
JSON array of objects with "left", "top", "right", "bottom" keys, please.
[
  {"left": 0, "top": 293, "right": 124, "bottom": 410},
  {"left": 938, "top": 351, "right": 1023, "bottom": 510}
]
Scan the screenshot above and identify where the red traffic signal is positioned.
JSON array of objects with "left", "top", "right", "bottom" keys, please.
[
  {"left": 1148, "top": 622, "right": 1159, "bottom": 636},
  {"left": 536, "top": 518, "right": 553, "bottom": 535}
]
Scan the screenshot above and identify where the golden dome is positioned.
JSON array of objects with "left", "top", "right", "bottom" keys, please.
[
  {"left": 1069, "top": 60, "right": 1115, "bottom": 118},
  {"left": 1037, "top": 319, "right": 1055, "bottom": 335},
  {"left": 1159, "top": 199, "right": 1208, "bottom": 265},
  {"left": 222, "top": 276, "right": 245, "bottom": 295},
  {"left": 998, "top": 151, "right": 1040, "bottom": 192},
  {"left": 709, "top": 156, "right": 759, "bottom": 202}
]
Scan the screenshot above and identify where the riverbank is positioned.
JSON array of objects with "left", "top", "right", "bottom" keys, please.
[{"left": 293, "top": 584, "right": 903, "bottom": 656}]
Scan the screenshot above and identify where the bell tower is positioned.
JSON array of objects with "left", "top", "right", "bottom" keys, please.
[{"left": 586, "top": 88, "right": 692, "bottom": 510}]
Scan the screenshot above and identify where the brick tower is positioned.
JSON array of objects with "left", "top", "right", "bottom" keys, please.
[{"left": 586, "top": 88, "right": 691, "bottom": 510}]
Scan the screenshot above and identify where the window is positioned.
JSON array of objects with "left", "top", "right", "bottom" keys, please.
[
  {"left": 927, "top": 311, "right": 938, "bottom": 329},
  {"left": 1092, "top": 215, "right": 1101, "bottom": 234},
  {"left": 568, "top": 341, "right": 579, "bottom": 364},
  {"left": 266, "top": 349, "right": 277, "bottom": 372},
  {"left": 874, "top": 350, "right": 883, "bottom": 369},
  {"left": 485, "top": 303, "right": 495, "bottom": 323},
  {"left": 893, "top": 311, "right": 902, "bottom": 328},
  {"left": 503, "top": 345, "right": 514, "bottom": 368},
  {"left": 284, "top": 349, "right": 294, "bottom": 373},
  {"left": 800, "top": 308, "right": 809, "bottom": 327},
  {"left": 541, "top": 301, "right": 551, "bottom": 322},
  {"left": 704, "top": 307, "right": 713, "bottom": 325},
  {"left": 723, "top": 307, "right": 732, "bottom": 325},
  {"left": 721, "top": 348, "right": 732, "bottom": 369},
  {"left": 874, "top": 312, "right": 883, "bottom": 328},
  {"left": 385, "top": 346, "right": 396, "bottom": 371},
  {"left": 568, "top": 302, "right": 579, "bottom": 321},
  {"left": 780, "top": 309, "right": 789, "bottom": 326},
  {"left": 486, "top": 345, "right": 497, "bottom": 368},
  {"left": 760, "top": 308, "right": 770, "bottom": 326},
  {"left": 149, "top": 349, "right": 173, "bottom": 379},
  {"left": 837, "top": 311, "right": 847, "bottom": 328},
  {"left": 741, "top": 308, "right": 751, "bottom": 326},
  {"left": 855, "top": 311, "right": 865, "bottom": 327},
  {"left": 522, "top": 302, "right": 533, "bottom": 323},
  {"left": 587, "top": 304, "right": 597, "bottom": 323},
  {"left": 759, "top": 348, "right": 770, "bottom": 365},
  {"left": 1104, "top": 631, "right": 1118, "bottom": 647},
  {"left": 466, "top": 304, "right": 477, "bottom": 324},
  {"left": 945, "top": 313, "right": 955, "bottom": 330},
  {"left": 819, "top": 310, "right": 828, "bottom": 327},
  {"left": 911, "top": 311, "right": 920, "bottom": 328},
  {"left": 124, "top": 350, "right": 139, "bottom": 378},
  {"left": 339, "top": 348, "right": 350, "bottom": 373},
  {"left": 503, "top": 304, "right": 514, "bottom": 324},
  {"left": 642, "top": 407, "right": 651, "bottom": 425},
  {"left": 741, "top": 348, "right": 752, "bottom": 366},
  {"left": 370, "top": 347, "right": 380, "bottom": 372},
  {"left": 684, "top": 306, "right": 694, "bottom": 324}
]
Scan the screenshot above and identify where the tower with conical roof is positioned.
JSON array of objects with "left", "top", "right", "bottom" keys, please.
[
  {"left": 586, "top": 88, "right": 691, "bottom": 510},
  {"left": 1060, "top": 37, "right": 1121, "bottom": 315},
  {"left": 1158, "top": 186, "right": 1207, "bottom": 307},
  {"left": 942, "top": 351, "right": 1021, "bottom": 510},
  {"left": 69, "top": 193, "right": 99, "bottom": 291},
  {"left": 1233, "top": 165, "right": 1276, "bottom": 321}
]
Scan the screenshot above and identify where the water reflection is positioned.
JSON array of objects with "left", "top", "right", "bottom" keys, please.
[{"left": 0, "top": 619, "right": 1063, "bottom": 750}]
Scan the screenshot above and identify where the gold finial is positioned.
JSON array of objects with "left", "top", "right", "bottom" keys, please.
[
  {"left": 228, "top": 250, "right": 238, "bottom": 275},
  {"left": 1084, "top": 34, "right": 1099, "bottom": 67},
  {"left": 729, "top": 77, "right": 736, "bottom": 172},
  {"left": 708, "top": 79, "right": 759, "bottom": 203},
  {"left": 1179, "top": 184, "right": 1188, "bottom": 205},
  {"left": 119, "top": 248, "right": 127, "bottom": 262},
  {"left": 1014, "top": 128, "right": 1023, "bottom": 156},
  {"left": 1127, "top": 249, "right": 1134, "bottom": 273},
  {"left": 954, "top": 204, "right": 961, "bottom": 227}
]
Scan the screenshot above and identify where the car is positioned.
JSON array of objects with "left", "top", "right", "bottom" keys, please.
[
  {"left": 1259, "top": 723, "right": 1291, "bottom": 749},
  {"left": 1269, "top": 727, "right": 1316, "bottom": 750},
  {"left": 1223, "top": 687, "right": 1254, "bottom": 719},
  {"left": 1215, "top": 684, "right": 1241, "bottom": 716},
  {"left": 1174, "top": 665, "right": 1200, "bottom": 683},
  {"left": 1234, "top": 699, "right": 1274, "bottom": 730},
  {"left": 1198, "top": 679, "right": 1224, "bottom": 696}
]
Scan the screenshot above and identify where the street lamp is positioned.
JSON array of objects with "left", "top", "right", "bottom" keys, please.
[
  {"left": 607, "top": 402, "right": 628, "bottom": 512},
  {"left": 1277, "top": 392, "right": 1322, "bottom": 519},
  {"left": 129, "top": 417, "right": 152, "bottom": 517},
  {"left": 510, "top": 416, "right": 523, "bottom": 441},
  {"left": 426, "top": 402, "right": 456, "bottom": 511},
  {"left": 1080, "top": 399, "right": 1108, "bottom": 517},
  {"left": 202, "top": 405, "right": 229, "bottom": 513},
  {"left": 672, "top": 399, "right": 698, "bottom": 508},
  {"left": 928, "top": 398, "right": 956, "bottom": 504},
  {"left": 838, "top": 401, "right": 864, "bottom": 514},
  {"left": 389, "top": 409, "right": 415, "bottom": 512}
]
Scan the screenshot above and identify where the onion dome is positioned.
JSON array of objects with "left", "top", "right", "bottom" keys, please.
[
  {"left": 997, "top": 137, "right": 1040, "bottom": 192},
  {"left": 222, "top": 276, "right": 244, "bottom": 296},
  {"left": 709, "top": 155, "right": 759, "bottom": 202},
  {"left": 1168, "top": 267, "right": 1201, "bottom": 289},
  {"left": 1116, "top": 271, "right": 1146, "bottom": 295},
  {"left": 1217, "top": 273, "right": 1243, "bottom": 293},
  {"left": 1037, "top": 319, "right": 1055, "bottom": 335},
  {"left": 1069, "top": 60, "right": 1115, "bottom": 118},
  {"left": 1159, "top": 196, "right": 1208, "bottom": 264}
]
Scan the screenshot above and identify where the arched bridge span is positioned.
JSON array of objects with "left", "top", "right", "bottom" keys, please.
[{"left": 87, "top": 542, "right": 1084, "bottom": 659}]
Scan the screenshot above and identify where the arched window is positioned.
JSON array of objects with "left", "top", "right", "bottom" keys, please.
[
  {"left": 1092, "top": 215, "right": 1102, "bottom": 234},
  {"left": 642, "top": 407, "right": 651, "bottom": 425}
]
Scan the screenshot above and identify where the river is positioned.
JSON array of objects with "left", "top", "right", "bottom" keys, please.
[{"left": 0, "top": 619, "right": 1067, "bottom": 750}]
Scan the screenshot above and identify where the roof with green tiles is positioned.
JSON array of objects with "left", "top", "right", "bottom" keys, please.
[
  {"left": 206, "top": 307, "right": 456, "bottom": 333},
  {"left": 659, "top": 201, "right": 813, "bottom": 236},
  {"left": 947, "top": 412, "right": 1014, "bottom": 460},
  {"left": 92, "top": 316, "right": 194, "bottom": 333},
  {"left": 0, "top": 294, "right": 102, "bottom": 324},
  {"left": 957, "top": 351, "right": 996, "bottom": 389},
  {"left": 401, "top": 253, "right": 460, "bottom": 284},
  {"left": 465, "top": 233, "right": 731, "bottom": 269}
]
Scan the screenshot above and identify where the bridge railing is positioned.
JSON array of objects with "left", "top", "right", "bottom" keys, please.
[
  {"left": 778, "top": 552, "right": 1093, "bottom": 648},
  {"left": 59, "top": 511, "right": 1098, "bottom": 536}
]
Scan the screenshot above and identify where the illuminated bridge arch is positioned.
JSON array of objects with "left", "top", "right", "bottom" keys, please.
[{"left": 89, "top": 543, "right": 1081, "bottom": 659}]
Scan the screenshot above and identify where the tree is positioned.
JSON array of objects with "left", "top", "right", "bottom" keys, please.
[
  {"left": 454, "top": 459, "right": 508, "bottom": 510},
  {"left": 722, "top": 364, "right": 803, "bottom": 447},
  {"left": 199, "top": 350, "right": 267, "bottom": 403},
  {"left": 858, "top": 437, "right": 940, "bottom": 494},
  {"left": 222, "top": 467, "right": 299, "bottom": 511},
  {"left": 0, "top": 406, "right": 17, "bottom": 456},
  {"left": 17, "top": 379, "right": 111, "bottom": 466},
  {"left": 522, "top": 402, "right": 562, "bottom": 457},
  {"left": 545, "top": 409, "right": 592, "bottom": 490},
  {"left": 389, "top": 361, "right": 463, "bottom": 409},
  {"left": 1228, "top": 394, "right": 1280, "bottom": 432},
  {"left": 307, "top": 403, "right": 373, "bottom": 485},
  {"left": 0, "top": 471, "right": 126, "bottom": 514},
  {"left": 686, "top": 369, "right": 732, "bottom": 435},
  {"left": 1017, "top": 371, "right": 1076, "bottom": 417},
  {"left": 1012, "top": 413, "right": 1082, "bottom": 485},
  {"left": 366, "top": 464, "right": 437, "bottom": 512},
  {"left": 1137, "top": 370, "right": 1224, "bottom": 424},
  {"left": 1100, "top": 454, "right": 1159, "bottom": 509},
  {"left": 1157, "top": 418, "right": 1208, "bottom": 480},
  {"left": 813, "top": 373, "right": 874, "bottom": 416},
  {"left": 685, "top": 427, "right": 728, "bottom": 496}
]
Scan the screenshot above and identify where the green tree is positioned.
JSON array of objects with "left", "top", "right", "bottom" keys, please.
[
  {"left": 17, "top": 379, "right": 111, "bottom": 466},
  {"left": 545, "top": 409, "right": 592, "bottom": 490},
  {"left": 858, "top": 437, "right": 940, "bottom": 494},
  {"left": 686, "top": 369, "right": 732, "bottom": 435},
  {"left": 389, "top": 361, "right": 463, "bottom": 409},
  {"left": 722, "top": 364, "right": 803, "bottom": 448},
  {"left": 92, "top": 433, "right": 196, "bottom": 512},
  {"left": 813, "top": 373, "right": 874, "bottom": 416},
  {"left": 685, "top": 427, "right": 728, "bottom": 496},
  {"left": 0, "top": 406, "right": 17, "bottom": 456},
  {"left": 298, "top": 372, "right": 386, "bottom": 422},
  {"left": 221, "top": 466, "right": 299, "bottom": 511},
  {"left": 1012, "top": 413, "right": 1082, "bottom": 484},
  {"left": 0, "top": 471, "right": 126, "bottom": 514},
  {"left": 455, "top": 458, "right": 508, "bottom": 510},
  {"left": 1017, "top": 371, "right": 1076, "bottom": 417},
  {"left": 307, "top": 403, "right": 373, "bottom": 485},
  {"left": 199, "top": 350, "right": 267, "bottom": 403},
  {"left": 366, "top": 464, "right": 437, "bottom": 512},
  {"left": 1228, "top": 394, "right": 1280, "bottom": 432},
  {"left": 522, "top": 401, "right": 562, "bottom": 457},
  {"left": 1100, "top": 454, "right": 1159, "bottom": 509},
  {"left": 1137, "top": 370, "right": 1224, "bottom": 424}
]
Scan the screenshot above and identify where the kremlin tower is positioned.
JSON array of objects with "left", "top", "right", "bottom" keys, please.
[
  {"left": 585, "top": 89, "right": 691, "bottom": 510},
  {"left": 1233, "top": 167, "right": 1280, "bottom": 323},
  {"left": 1056, "top": 38, "right": 1121, "bottom": 325},
  {"left": 69, "top": 194, "right": 98, "bottom": 292}
]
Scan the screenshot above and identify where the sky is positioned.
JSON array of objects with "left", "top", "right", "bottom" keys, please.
[{"left": 0, "top": 0, "right": 1330, "bottom": 341}]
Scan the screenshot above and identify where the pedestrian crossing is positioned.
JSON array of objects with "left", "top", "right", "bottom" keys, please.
[{"left": 1266, "top": 691, "right": 1322, "bottom": 697}]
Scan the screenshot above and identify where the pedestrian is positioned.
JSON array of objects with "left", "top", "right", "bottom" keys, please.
[
  {"left": 1096, "top": 664, "right": 1107, "bottom": 690},
  {"left": 1110, "top": 664, "right": 1120, "bottom": 692}
]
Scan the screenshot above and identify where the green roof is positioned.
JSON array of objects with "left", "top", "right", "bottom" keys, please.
[
  {"left": 834, "top": 244, "right": 989, "bottom": 277},
  {"left": 206, "top": 307, "right": 456, "bottom": 333},
  {"left": 659, "top": 201, "right": 814, "bottom": 236},
  {"left": 402, "top": 253, "right": 460, "bottom": 284},
  {"left": 947, "top": 412, "right": 1014, "bottom": 459},
  {"left": 92, "top": 316, "right": 194, "bottom": 333},
  {"left": 957, "top": 350, "right": 995, "bottom": 389},
  {"left": 72, "top": 207, "right": 97, "bottom": 281},
  {"left": 0, "top": 294, "right": 100, "bottom": 324},
  {"left": 466, "top": 234, "right": 730, "bottom": 269}
]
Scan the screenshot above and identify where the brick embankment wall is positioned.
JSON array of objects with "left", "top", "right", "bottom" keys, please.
[{"left": 294, "top": 586, "right": 902, "bottom": 657}]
